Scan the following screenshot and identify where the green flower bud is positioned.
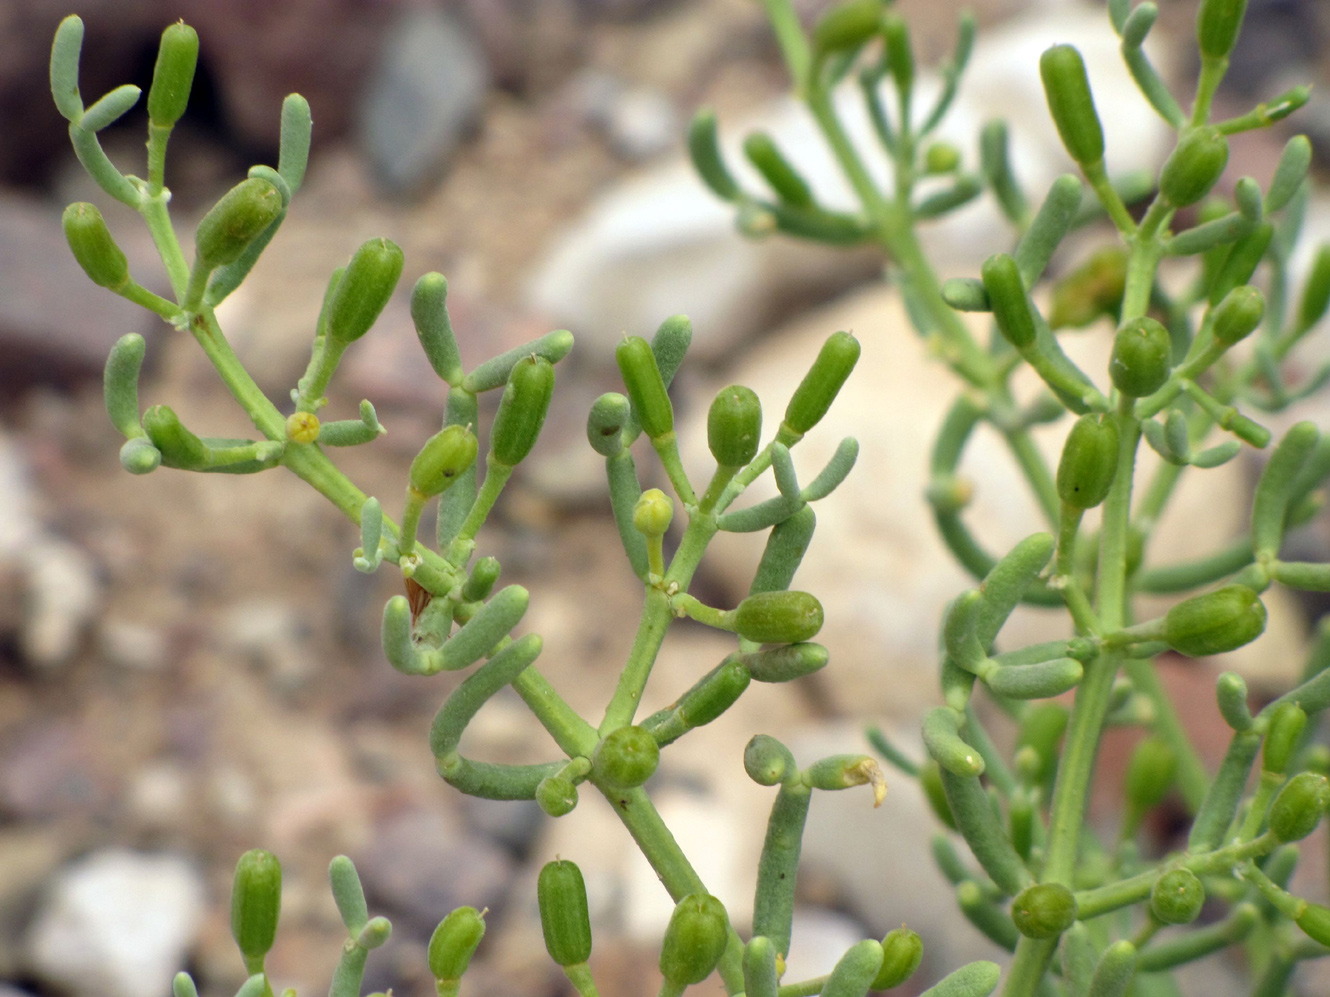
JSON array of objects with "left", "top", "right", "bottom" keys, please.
[
  {"left": 1124, "top": 737, "right": 1176, "bottom": 816},
  {"left": 872, "top": 927, "right": 923, "bottom": 990},
  {"left": 593, "top": 725, "right": 660, "bottom": 790},
  {"left": 1269, "top": 772, "right": 1330, "bottom": 843},
  {"left": 745, "top": 734, "right": 794, "bottom": 786},
  {"left": 633, "top": 488, "right": 673, "bottom": 537},
  {"left": 1110, "top": 317, "right": 1172, "bottom": 397},
  {"left": 586, "top": 392, "right": 631, "bottom": 457},
  {"left": 812, "top": 0, "right": 886, "bottom": 57},
  {"left": 734, "top": 590, "right": 824, "bottom": 644},
  {"left": 1212, "top": 285, "right": 1265, "bottom": 345},
  {"left": 616, "top": 335, "right": 673, "bottom": 440},
  {"left": 491, "top": 355, "right": 555, "bottom": 467},
  {"left": 147, "top": 21, "right": 199, "bottom": 128},
  {"left": 427, "top": 907, "right": 486, "bottom": 983},
  {"left": 63, "top": 202, "right": 129, "bottom": 290},
  {"left": 1264, "top": 702, "right": 1307, "bottom": 774},
  {"left": 537, "top": 860, "right": 592, "bottom": 966},
  {"left": 1048, "top": 246, "right": 1127, "bottom": 329},
  {"left": 1150, "top": 869, "right": 1204, "bottom": 924},
  {"left": 1160, "top": 128, "right": 1229, "bottom": 208},
  {"left": 708, "top": 384, "right": 763, "bottom": 468},
  {"left": 1039, "top": 45, "right": 1104, "bottom": 167},
  {"left": 230, "top": 849, "right": 282, "bottom": 970},
  {"left": 143, "top": 404, "right": 207, "bottom": 470},
  {"left": 1057, "top": 414, "right": 1120, "bottom": 510},
  {"left": 744, "top": 133, "right": 812, "bottom": 207},
  {"left": 195, "top": 178, "right": 283, "bottom": 271},
  {"left": 536, "top": 775, "right": 579, "bottom": 817},
  {"left": 1011, "top": 883, "right": 1076, "bottom": 939},
  {"left": 660, "top": 894, "right": 730, "bottom": 986},
  {"left": 325, "top": 238, "right": 404, "bottom": 347},
  {"left": 784, "top": 331, "right": 860, "bottom": 435},
  {"left": 1296, "top": 903, "right": 1330, "bottom": 947},
  {"left": 981, "top": 253, "right": 1037, "bottom": 349},
  {"left": 925, "top": 142, "right": 962, "bottom": 175},
  {"left": 409, "top": 424, "right": 479, "bottom": 499},
  {"left": 1196, "top": 0, "right": 1249, "bottom": 60},
  {"left": 1164, "top": 585, "right": 1267, "bottom": 657}
]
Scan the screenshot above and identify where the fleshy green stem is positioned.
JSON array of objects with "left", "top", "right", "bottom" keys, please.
[{"left": 598, "top": 784, "right": 746, "bottom": 994}]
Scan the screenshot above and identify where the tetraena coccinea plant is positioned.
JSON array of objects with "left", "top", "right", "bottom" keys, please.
[{"left": 51, "top": 0, "right": 1330, "bottom": 995}]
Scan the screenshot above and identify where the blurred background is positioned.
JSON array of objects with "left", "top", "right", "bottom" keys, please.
[{"left": 2, "top": 1, "right": 1329, "bottom": 995}]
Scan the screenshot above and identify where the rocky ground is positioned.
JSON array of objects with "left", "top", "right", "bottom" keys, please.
[{"left": 2, "top": 2, "right": 1329, "bottom": 997}]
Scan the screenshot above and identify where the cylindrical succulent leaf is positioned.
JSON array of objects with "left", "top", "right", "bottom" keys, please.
[
  {"left": 1264, "top": 702, "right": 1307, "bottom": 774},
  {"left": 143, "top": 404, "right": 207, "bottom": 469},
  {"left": 1124, "top": 737, "right": 1176, "bottom": 815},
  {"left": 586, "top": 392, "right": 631, "bottom": 457}
]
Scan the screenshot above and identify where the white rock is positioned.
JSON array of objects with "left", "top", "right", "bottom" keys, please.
[
  {"left": 0, "top": 432, "right": 39, "bottom": 561},
  {"left": 20, "top": 538, "right": 100, "bottom": 671},
  {"left": 26, "top": 850, "right": 206, "bottom": 997},
  {"left": 99, "top": 619, "right": 168, "bottom": 672},
  {"left": 528, "top": 4, "right": 1172, "bottom": 360}
]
